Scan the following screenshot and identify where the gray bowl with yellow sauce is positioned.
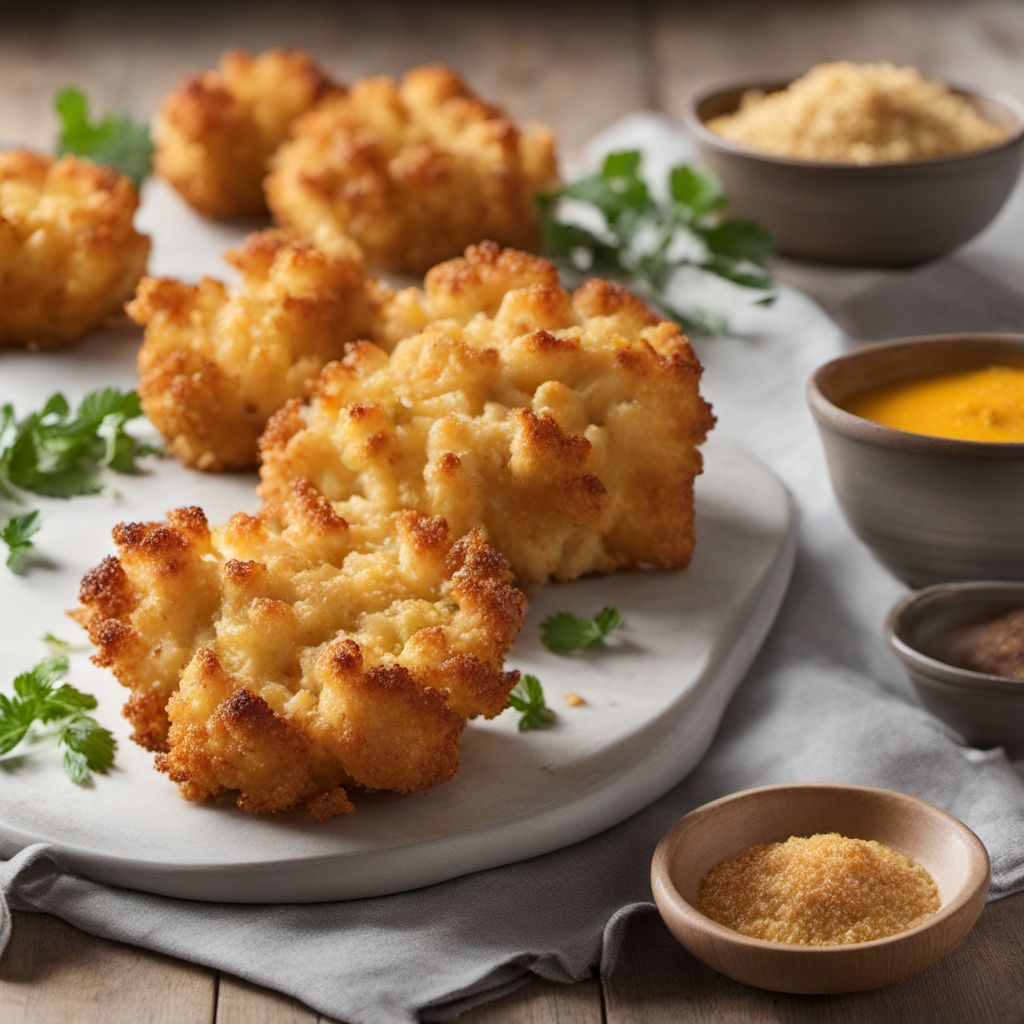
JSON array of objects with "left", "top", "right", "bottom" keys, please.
[
  {"left": 807, "top": 333, "right": 1024, "bottom": 587},
  {"left": 686, "top": 77, "right": 1024, "bottom": 266}
]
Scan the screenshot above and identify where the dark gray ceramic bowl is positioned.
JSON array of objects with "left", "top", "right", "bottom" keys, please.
[
  {"left": 887, "top": 582, "right": 1024, "bottom": 756},
  {"left": 808, "top": 333, "right": 1024, "bottom": 587},
  {"left": 687, "top": 77, "right": 1024, "bottom": 266}
]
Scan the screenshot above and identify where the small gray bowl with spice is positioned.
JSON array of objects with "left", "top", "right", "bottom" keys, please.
[
  {"left": 686, "top": 66, "right": 1024, "bottom": 266},
  {"left": 887, "top": 581, "right": 1024, "bottom": 756}
]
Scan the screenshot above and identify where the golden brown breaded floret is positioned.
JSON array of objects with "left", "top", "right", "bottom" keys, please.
[
  {"left": 0, "top": 151, "right": 150, "bottom": 349},
  {"left": 155, "top": 48, "right": 337, "bottom": 219},
  {"left": 76, "top": 487, "right": 525, "bottom": 818},
  {"left": 128, "top": 228, "right": 422, "bottom": 471},
  {"left": 265, "top": 64, "right": 559, "bottom": 273},
  {"left": 259, "top": 242, "right": 715, "bottom": 585}
]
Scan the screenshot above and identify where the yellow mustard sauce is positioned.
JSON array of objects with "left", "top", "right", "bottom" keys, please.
[{"left": 844, "top": 365, "right": 1024, "bottom": 443}]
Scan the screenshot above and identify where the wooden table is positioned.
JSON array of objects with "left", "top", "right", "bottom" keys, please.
[{"left": 2, "top": 2, "right": 1022, "bottom": 1021}]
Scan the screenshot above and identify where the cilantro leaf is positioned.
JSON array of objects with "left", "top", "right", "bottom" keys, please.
[
  {"left": 0, "top": 388, "right": 159, "bottom": 572},
  {"left": 508, "top": 674, "right": 555, "bottom": 732},
  {"left": 703, "top": 219, "right": 775, "bottom": 263},
  {"left": 43, "top": 632, "right": 90, "bottom": 654},
  {"left": 55, "top": 88, "right": 154, "bottom": 188},
  {"left": 0, "top": 650, "right": 116, "bottom": 783},
  {"left": 58, "top": 715, "right": 116, "bottom": 784},
  {"left": 0, "top": 697, "right": 36, "bottom": 755},
  {"left": 669, "top": 165, "right": 726, "bottom": 218},
  {"left": 594, "top": 606, "right": 625, "bottom": 636},
  {"left": 12, "top": 653, "right": 69, "bottom": 700},
  {"left": 2, "top": 510, "right": 41, "bottom": 573},
  {"left": 541, "top": 606, "right": 625, "bottom": 655},
  {"left": 538, "top": 151, "right": 775, "bottom": 335}
]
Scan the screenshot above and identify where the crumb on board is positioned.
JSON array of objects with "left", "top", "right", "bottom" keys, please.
[{"left": 564, "top": 691, "right": 586, "bottom": 707}]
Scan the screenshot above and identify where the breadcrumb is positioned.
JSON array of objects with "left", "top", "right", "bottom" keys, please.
[
  {"left": 155, "top": 48, "right": 336, "bottom": 218},
  {"left": 0, "top": 151, "right": 149, "bottom": 349},
  {"left": 265, "top": 64, "right": 558, "bottom": 272},
  {"left": 698, "top": 833, "right": 941, "bottom": 945},
  {"left": 708, "top": 62, "right": 1008, "bottom": 163},
  {"left": 563, "top": 692, "right": 586, "bottom": 707}
]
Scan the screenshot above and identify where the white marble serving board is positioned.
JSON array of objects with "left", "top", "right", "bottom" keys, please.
[{"left": 0, "top": 183, "right": 795, "bottom": 902}]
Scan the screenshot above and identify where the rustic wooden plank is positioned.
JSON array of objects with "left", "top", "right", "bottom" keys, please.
[
  {"left": 212, "top": 972, "right": 603, "bottom": 1024},
  {"left": 215, "top": 974, "right": 319, "bottom": 1024},
  {"left": 602, "top": 894, "right": 1024, "bottom": 1024},
  {"left": 0, "top": 1, "right": 652, "bottom": 155},
  {"left": 0, "top": 911, "right": 216, "bottom": 1024},
  {"left": 463, "top": 977, "right": 603, "bottom": 1024}
]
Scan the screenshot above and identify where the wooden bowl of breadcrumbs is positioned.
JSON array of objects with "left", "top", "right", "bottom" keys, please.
[
  {"left": 651, "top": 783, "right": 990, "bottom": 993},
  {"left": 686, "top": 63, "right": 1024, "bottom": 266}
]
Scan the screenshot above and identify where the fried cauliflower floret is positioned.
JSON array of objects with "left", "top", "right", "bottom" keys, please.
[
  {"left": 76, "top": 487, "right": 525, "bottom": 818},
  {"left": 0, "top": 151, "right": 150, "bottom": 349},
  {"left": 155, "top": 48, "right": 336, "bottom": 219},
  {"left": 259, "top": 242, "right": 714, "bottom": 585},
  {"left": 265, "top": 64, "right": 558, "bottom": 273},
  {"left": 128, "top": 229, "right": 423, "bottom": 471}
]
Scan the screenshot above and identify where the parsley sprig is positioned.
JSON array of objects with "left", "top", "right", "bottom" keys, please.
[
  {"left": 0, "top": 388, "right": 159, "bottom": 573},
  {"left": 2, "top": 510, "right": 41, "bottom": 573},
  {"left": 56, "top": 87, "right": 154, "bottom": 188},
  {"left": 0, "top": 653, "right": 116, "bottom": 784},
  {"left": 538, "top": 151, "right": 775, "bottom": 335},
  {"left": 508, "top": 674, "right": 555, "bottom": 732},
  {"left": 541, "top": 606, "right": 625, "bottom": 655},
  {"left": 43, "top": 632, "right": 91, "bottom": 655}
]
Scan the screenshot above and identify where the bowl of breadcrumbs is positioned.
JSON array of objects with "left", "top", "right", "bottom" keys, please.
[
  {"left": 651, "top": 783, "right": 990, "bottom": 993},
  {"left": 687, "top": 62, "right": 1024, "bottom": 266}
]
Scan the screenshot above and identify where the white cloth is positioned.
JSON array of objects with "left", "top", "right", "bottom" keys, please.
[{"left": 2, "top": 114, "right": 1023, "bottom": 1024}]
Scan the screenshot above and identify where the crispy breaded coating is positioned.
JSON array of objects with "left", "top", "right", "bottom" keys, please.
[
  {"left": 128, "top": 229, "right": 422, "bottom": 471},
  {"left": 259, "top": 242, "right": 715, "bottom": 585},
  {"left": 155, "top": 48, "right": 336, "bottom": 219},
  {"left": 265, "top": 64, "right": 558, "bottom": 273},
  {"left": 0, "top": 151, "right": 150, "bottom": 349},
  {"left": 76, "top": 487, "right": 525, "bottom": 817}
]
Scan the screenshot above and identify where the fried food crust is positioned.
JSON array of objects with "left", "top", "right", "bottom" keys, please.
[
  {"left": 265, "top": 64, "right": 558, "bottom": 273},
  {"left": 155, "top": 48, "right": 337, "bottom": 219},
  {"left": 0, "top": 151, "right": 150, "bottom": 349},
  {"left": 259, "top": 242, "right": 715, "bottom": 585},
  {"left": 76, "top": 491, "right": 525, "bottom": 818},
  {"left": 128, "top": 229, "right": 421, "bottom": 471}
]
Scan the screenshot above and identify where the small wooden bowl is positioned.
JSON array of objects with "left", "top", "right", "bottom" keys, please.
[
  {"left": 686, "top": 76, "right": 1024, "bottom": 266},
  {"left": 651, "top": 784, "right": 990, "bottom": 994}
]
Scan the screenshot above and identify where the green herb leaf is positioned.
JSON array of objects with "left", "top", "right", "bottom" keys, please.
[
  {"left": 2, "top": 510, "right": 41, "bottom": 573},
  {"left": 541, "top": 606, "right": 625, "bottom": 655},
  {"left": 704, "top": 219, "right": 776, "bottom": 263},
  {"left": 58, "top": 715, "right": 116, "bottom": 784},
  {"left": 669, "top": 166, "right": 726, "bottom": 218},
  {"left": 538, "top": 151, "right": 775, "bottom": 335},
  {"left": 508, "top": 674, "right": 555, "bottom": 732},
  {"left": 0, "top": 650, "right": 116, "bottom": 782},
  {"left": 0, "top": 388, "right": 158, "bottom": 572},
  {"left": 55, "top": 88, "right": 154, "bottom": 188},
  {"left": 43, "top": 632, "right": 90, "bottom": 654}
]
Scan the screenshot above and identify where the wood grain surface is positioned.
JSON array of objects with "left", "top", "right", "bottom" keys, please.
[{"left": 1, "top": 2, "right": 1023, "bottom": 1022}]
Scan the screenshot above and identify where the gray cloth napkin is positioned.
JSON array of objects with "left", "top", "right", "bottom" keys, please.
[{"left": 3, "top": 115, "right": 1024, "bottom": 1024}]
